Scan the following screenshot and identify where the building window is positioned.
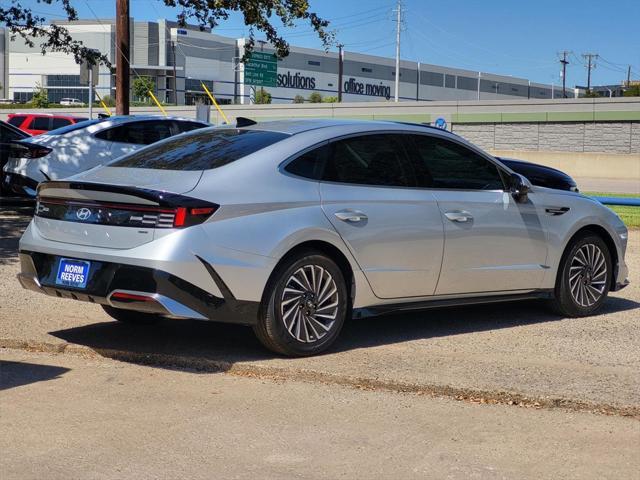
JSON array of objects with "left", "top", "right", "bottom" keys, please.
[
  {"left": 392, "top": 71, "right": 402, "bottom": 77},
  {"left": 327, "top": 83, "right": 334, "bottom": 87},
  {"left": 361, "top": 67, "right": 372, "bottom": 73},
  {"left": 185, "top": 78, "right": 213, "bottom": 92},
  {"left": 308, "top": 60, "right": 321, "bottom": 66},
  {"left": 456, "top": 76, "right": 478, "bottom": 91},
  {"left": 421, "top": 71, "right": 444, "bottom": 87},
  {"left": 445, "top": 74, "right": 455, "bottom": 89}
]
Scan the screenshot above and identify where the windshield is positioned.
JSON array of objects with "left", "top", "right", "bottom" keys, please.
[{"left": 110, "top": 128, "right": 289, "bottom": 170}]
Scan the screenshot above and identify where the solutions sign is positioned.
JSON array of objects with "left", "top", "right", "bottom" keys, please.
[{"left": 277, "top": 71, "right": 316, "bottom": 90}]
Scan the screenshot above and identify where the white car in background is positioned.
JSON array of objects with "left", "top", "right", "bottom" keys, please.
[
  {"left": 59, "top": 98, "right": 85, "bottom": 106},
  {"left": 2, "top": 115, "right": 210, "bottom": 197}
]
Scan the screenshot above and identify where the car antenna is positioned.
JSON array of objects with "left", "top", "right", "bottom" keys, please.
[{"left": 236, "top": 117, "right": 257, "bottom": 128}]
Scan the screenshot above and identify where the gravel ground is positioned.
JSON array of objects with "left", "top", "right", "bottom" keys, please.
[
  {"left": 2, "top": 349, "right": 639, "bottom": 480},
  {"left": 1, "top": 208, "right": 639, "bottom": 411}
]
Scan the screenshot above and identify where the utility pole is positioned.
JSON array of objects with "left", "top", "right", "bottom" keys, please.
[
  {"left": 627, "top": 65, "right": 632, "bottom": 87},
  {"left": 337, "top": 44, "right": 344, "bottom": 102},
  {"left": 115, "top": 0, "right": 130, "bottom": 115},
  {"left": 559, "top": 50, "right": 570, "bottom": 98},
  {"left": 171, "top": 41, "right": 177, "bottom": 104},
  {"left": 582, "top": 53, "right": 598, "bottom": 93},
  {"left": 393, "top": 0, "right": 402, "bottom": 102}
]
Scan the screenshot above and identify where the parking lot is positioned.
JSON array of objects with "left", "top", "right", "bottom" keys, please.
[{"left": 1, "top": 201, "right": 639, "bottom": 478}]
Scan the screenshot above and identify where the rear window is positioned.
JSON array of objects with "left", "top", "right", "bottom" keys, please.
[
  {"left": 51, "top": 118, "right": 72, "bottom": 129},
  {"left": 111, "top": 128, "right": 288, "bottom": 170},
  {"left": 8, "top": 116, "right": 26, "bottom": 127}
]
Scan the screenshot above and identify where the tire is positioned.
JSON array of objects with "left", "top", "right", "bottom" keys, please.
[
  {"left": 253, "top": 250, "right": 349, "bottom": 357},
  {"left": 101, "top": 305, "right": 161, "bottom": 325},
  {"left": 550, "top": 232, "right": 612, "bottom": 317}
]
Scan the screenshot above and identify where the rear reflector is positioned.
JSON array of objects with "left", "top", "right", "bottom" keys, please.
[
  {"left": 111, "top": 292, "right": 155, "bottom": 302},
  {"left": 36, "top": 197, "right": 218, "bottom": 229}
]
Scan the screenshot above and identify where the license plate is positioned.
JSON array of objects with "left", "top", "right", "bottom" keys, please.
[{"left": 55, "top": 258, "right": 91, "bottom": 289}]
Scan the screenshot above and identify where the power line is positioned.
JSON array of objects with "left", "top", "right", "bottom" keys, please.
[{"left": 582, "top": 53, "right": 598, "bottom": 91}]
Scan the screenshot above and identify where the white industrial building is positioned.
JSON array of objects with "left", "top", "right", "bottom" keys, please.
[{"left": 0, "top": 19, "right": 566, "bottom": 105}]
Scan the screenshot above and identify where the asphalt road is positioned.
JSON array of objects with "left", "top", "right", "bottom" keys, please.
[{"left": 2, "top": 349, "right": 639, "bottom": 480}]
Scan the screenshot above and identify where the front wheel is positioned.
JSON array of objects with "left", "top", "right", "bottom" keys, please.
[
  {"left": 551, "top": 233, "right": 612, "bottom": 317},
  {"left": 254, "top": 251, "right": 349, "bottom": 357}
]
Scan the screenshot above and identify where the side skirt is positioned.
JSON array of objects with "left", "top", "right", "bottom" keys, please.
[{"left": 353, "top": 290, "right": 554, "bottom": 319}]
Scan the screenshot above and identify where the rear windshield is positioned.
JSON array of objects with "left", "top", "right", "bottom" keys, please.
[
  {"left": 8, "top": 116, "right": 26, "bottom": 127},
  {"left": 46, "top": 119, "right": 104, "bottom": 135},
  {"left": 110, "top": 128, "right": 288, "bottom": 170}
]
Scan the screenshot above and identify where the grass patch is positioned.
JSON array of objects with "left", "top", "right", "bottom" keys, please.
[{"left": 584, "top": 192, "right": 640, "bottom": 228}]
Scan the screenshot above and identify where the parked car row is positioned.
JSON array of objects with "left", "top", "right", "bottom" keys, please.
[{"left": 9, "top": 117, "right": 629, "bottom": 356}]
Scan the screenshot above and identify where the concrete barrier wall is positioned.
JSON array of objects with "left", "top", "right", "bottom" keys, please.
[{"left": 2, "top": 98, "right": 638, "bottom": 180}]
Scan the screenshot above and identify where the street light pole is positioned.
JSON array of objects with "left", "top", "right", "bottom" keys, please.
[
  {"left": 116, "top": 0, "right": 130, "bottom": 115},
  {"left": 393, "top": 0, "right": 402, "bottom": 102}
]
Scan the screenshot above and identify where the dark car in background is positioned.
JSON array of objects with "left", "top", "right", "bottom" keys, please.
[
  {"left": 498, "top": 157, "right": 578, "bottom": 192},
  {"left": 0, "top": 120, "right": 31, "bottom": 195}
]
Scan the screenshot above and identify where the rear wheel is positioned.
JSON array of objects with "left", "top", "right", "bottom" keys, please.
[
  {"left": 254, "top": 251, "right": 349, "bottom": 356},
  {"left": 101, "top": 305, "right": 161, "bottom": 325},
  {"left": 551, "top": 233, "right": 612, "bottom": 317}
]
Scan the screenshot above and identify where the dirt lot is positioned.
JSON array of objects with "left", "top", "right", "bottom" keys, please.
[{"left": 1, "top": 206, "right": 639, "bottom": 479}]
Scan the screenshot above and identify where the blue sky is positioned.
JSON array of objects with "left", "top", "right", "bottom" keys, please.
[{"left": 20, "top": 0, "right": 640, "bottom": 86}]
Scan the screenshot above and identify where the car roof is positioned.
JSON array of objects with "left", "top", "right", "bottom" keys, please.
[{"left": 241, "top": 118, "right": 454, "bottom": 136}]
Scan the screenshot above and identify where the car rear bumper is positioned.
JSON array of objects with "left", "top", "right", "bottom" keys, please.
[{"left": 18, "top": 251, "right": 260, "bottom": 325}]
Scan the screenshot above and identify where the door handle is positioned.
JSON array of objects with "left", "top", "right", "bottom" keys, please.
[
  {"left": 444, "top": 210, "right": 473, "bottom": 223},
  {"left": 334, "top": 210, "right": 368, "bottom": 223}
]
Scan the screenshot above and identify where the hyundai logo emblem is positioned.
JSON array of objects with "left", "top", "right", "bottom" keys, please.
[{"left": 76, "top": 207, "right": 92, "bottom": 221}]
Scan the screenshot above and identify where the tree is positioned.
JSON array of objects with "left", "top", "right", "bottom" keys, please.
[
  {"left": 623, "top": 85, "right": 640, "bottom": 97},
  {"left": 293, "top": 95, "right": 305, "bottom": 104},
  {"left": 132, "top": 76, "right": 155, "bottom": 102},
  {"left": 308, "top": 92, "right": 322, "bottom": 103},
  {"left": 0, "top": 0, "right": 333, "bottom": 66},
  {"left": 31, "top": 83, "right": 49, "bottom": 108},
  {"left": 254, "top": 87, "right": 272, "bottom": 104},
  {"left": 322, "top": 96, "right": 338, "bottom": 103}
]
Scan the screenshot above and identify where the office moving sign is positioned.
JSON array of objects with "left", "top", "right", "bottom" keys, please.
[{"left": 344, "top": 78, "right": 391, "bottom": 100}]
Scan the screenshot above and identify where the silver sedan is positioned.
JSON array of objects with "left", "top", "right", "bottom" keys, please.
[{"left": 17, "top": 119, "right": 629, "bottom": 356}]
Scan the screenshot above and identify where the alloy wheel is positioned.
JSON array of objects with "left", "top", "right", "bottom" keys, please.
[
  {"left": 280, "top": 264, "right": 339, "bottom": 343},
  {"left": 568, "top": 243, "right": 608, "bottom": 307}
]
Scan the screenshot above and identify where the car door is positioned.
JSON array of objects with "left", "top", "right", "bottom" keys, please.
[
  {"left": 319, "top": 133, "right": 445, "bottom": 299},
  {"left": 406, "top": 133, "right": 548, "bottom": 295}
]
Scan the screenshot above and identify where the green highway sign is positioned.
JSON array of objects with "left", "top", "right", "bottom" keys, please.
[{"left": 244, "top": 52, "right": 277, "bottom": 87}]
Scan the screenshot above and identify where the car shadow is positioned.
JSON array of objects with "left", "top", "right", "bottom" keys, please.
[
  {"left": 0, "top": 361, "right": 70, "bottom": 390},
  {"left": 0, "top": 206, "right": 32, "bottom": 264},
  {"left": 49, "top": 296, "right": 640, "bottom": 368}
]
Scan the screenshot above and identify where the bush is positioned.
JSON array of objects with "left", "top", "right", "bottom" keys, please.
[
  {"left": 31, "top": 83, "right": 49, "bottom": 108},
  {"left": 255, "top": 88, "right": 272, "bottom": 104},
  {"left": 308, "top": 92, "right": 322, "bottom": 103},
  {"left": 322, "top": 96, "right": 338, "bottom": 103},
  {"left": 132, "top": 76, "right": 156, "bottom": 102},
  {"left": 623, "top": 85, "right": 640, "bottom": 97},
  {"left": 293, "top": 95, "right": 305, "bottom": 104},
  {"left": 100, "top": 94, "right": 116, "bottom": 107}
]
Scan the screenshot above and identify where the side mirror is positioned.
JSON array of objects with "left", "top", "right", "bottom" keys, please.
[{"left": 510, "top": 173, "right": 532, "bottom": 203}]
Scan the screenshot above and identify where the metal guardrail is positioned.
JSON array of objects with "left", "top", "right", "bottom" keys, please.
[{"left": 592, "top": 196, "right": 640, "bottom": 207}]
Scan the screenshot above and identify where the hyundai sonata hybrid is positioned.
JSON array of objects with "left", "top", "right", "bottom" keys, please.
[{"left": 17, "top": 119, "right": 629, "bottom": 356}]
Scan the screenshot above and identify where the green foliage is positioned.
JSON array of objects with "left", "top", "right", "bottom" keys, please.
[
  {"left": 308, "top": 92, "right": 323, "bottom": 103},
  {"left": 0, "top": 1, "right": 332, "bottom": 65},
  {"left": 31, "top": 83, "right": 49, "bottom": 108},
  {"left": 583, "top": 90, "right": 601, "bottom": 98},
  {"left": 100, "top": 94, "right": 116, "bottom": 107},
  {"left": 255, "top": 88, "right": 272, "bottom": 104},
  {"left": 132, "top": 77, "right": 156, "bottom": 102},
  {"left": 322, "top": 96, "right": 338, "bottom": 103},
  {"left": 623, "top": 85, "right": 640, "bottom": 97},
  {"left": 293, "top": 95, "right": 305, "bottom": 104}
]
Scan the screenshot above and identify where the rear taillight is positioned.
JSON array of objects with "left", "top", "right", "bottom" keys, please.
[
  {"left": 36, "top": 197, "right": 218, "bottom": 229},
  {"left": 10, "top": 143, "right": 52, "bottom": 159}
]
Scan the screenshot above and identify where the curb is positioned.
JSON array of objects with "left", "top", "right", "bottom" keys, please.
[{"left": 2, "top": 338, "right": 639, "bottom": 419}]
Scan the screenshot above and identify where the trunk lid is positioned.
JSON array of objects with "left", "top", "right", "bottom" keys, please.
[{"left": 33, "top": 170, "right": 206, "bottom": 249}]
